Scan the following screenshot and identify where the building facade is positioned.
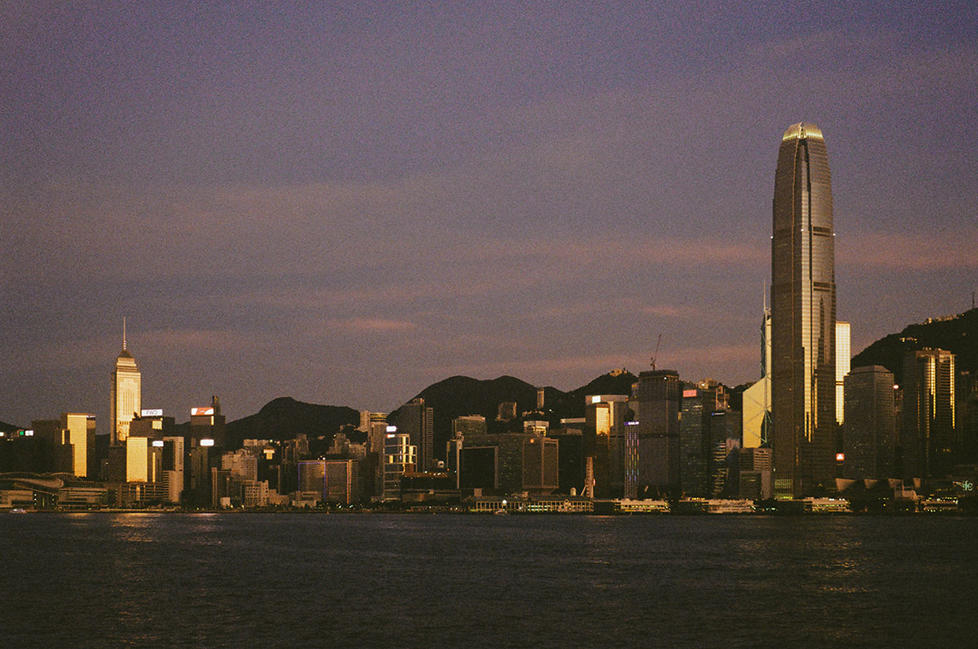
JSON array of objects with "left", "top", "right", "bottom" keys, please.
[
  {"left": 835, "top": 321, "right": 851, "bottom": 425},
  {"left": 110, "top": 329, "right": 141, "bottom": 445},
  {"left": 843, "top": 365, "right": 896, "bottom": 479},
  {"left": 771, "top": 122, "right": 837, "bottom": 497},
  {"left": 901, "top": 348, "right": 956, "bottom": 478},
  {"left": 584, "top": 394, "right": 629, "bottom": 498},
  {"left": 742, "top": 308, "right": 772, "bottom": 449},
  {"left": 61, "top": 412, "right": 96, "bottom": 478},
  {"left": 399, "top": 398, "right": 434, "bottom": 471},
  {"left": 635, "top": 370, "right": 681, "bottom": 496}
]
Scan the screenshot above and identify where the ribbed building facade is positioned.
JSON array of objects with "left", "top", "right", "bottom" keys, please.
[
  {"left": 771, "top": 122, "right": 836, "bottom": 497},
  {"left": 110, "top": 348, "right": 141, "bottom": 446}
]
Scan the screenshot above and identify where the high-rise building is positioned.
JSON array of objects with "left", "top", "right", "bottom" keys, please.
[
  {"left": 901, "top": 348, "right": 956, "bottom": 478},
  {"left": 957, "top": 371, "right": 978, "bottom": 465},
  {"left": 771, "top": 122, "right": 837, "bottom": 498},
  {"left": 161, "top": 436, "right": 185, "bottom": 504},
  {"left": 382, "top": 431, "right": 416, "bottom": 500},
  {"left": 125, "top": 435, "right": 162, "bottom": 483},
  {"left": 585, "top": 394, "right": 629, "bottom": 497},
  {"left": 635, "top": 370, "right": 681, "bottom": 496},
  {"left": 738, "top": 447, "right": 773, "bottom": 499},
  {"left": 61, "top": 412, "right": 96, "bottom": 478},
  {"left": 680, "top": 381, "right": 738, "bottom": 497},
  {"left": 110, "top": 320, "right": 141, "bottom": 446},
  {"left": 399, "top": 398, "right": 434, "bottom": 471},
  {"left": 843, "top": 365, "right": 896, "bottom": 479},
  {"left": 742, "top": 308, "right": 772, "bottom": 449},
  {"left": 835, "top": 321, "right": 851, "bottom": 425},
  {"left": 190, "top": 397, "right": 226, "bottom": 448}
]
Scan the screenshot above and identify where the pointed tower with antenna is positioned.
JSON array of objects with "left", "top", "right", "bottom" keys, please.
[{"left": 110, "top": 317, "right": 142, "bottom": 445}]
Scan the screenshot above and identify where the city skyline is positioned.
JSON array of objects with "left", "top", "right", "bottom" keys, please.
[{"left": 3, "top": 3, "right": 976, "bottom": 428}]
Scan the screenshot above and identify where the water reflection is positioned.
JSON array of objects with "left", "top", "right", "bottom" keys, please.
[{"left": 108, "top": 512, "right": 165, "bottom": 543}]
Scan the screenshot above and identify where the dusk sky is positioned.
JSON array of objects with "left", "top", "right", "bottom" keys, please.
[{"left": 2, "top": 2, "right": 976, "bottom": 429}]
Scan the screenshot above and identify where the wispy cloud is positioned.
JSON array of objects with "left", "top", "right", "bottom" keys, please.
[
  {"left": 327, "top": 317, "right": 417, "bottom": 332},
  {"left": 840, "top": 231, "right": 978, "bottom": 270},
  {"left": 140, "top": 328, "right": 257, "bottom": 352}
]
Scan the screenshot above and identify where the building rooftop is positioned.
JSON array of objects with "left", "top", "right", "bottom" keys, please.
[{"left": 782, "top": 122, "right": 824, "bottom": 141}]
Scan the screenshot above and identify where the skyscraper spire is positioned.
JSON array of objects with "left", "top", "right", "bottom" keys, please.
[{"left": 122, "top": 316, "right": 127, "bottom": 351}]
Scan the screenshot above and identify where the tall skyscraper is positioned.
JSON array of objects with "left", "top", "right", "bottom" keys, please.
[
  {"left": 771, "top": 122, "right": 836, "bottom": 498},
  {"left": 110, "top": 319, "right": 141, "bottom": 446},
  {"left": 843, "top": 365, "right": 896, "bottom": 479},
  {"left": 635, "top": 369, "right": 681, "bottom": 496},
  {"left": 901, "top": 348, "right": 956, "bottom": 478},
  {"left": 742, "top": 307, "right": 772, "bottom": 448},
  {"left": 835, "top": 321, "right": 851, "bottom": 425},
  {"left": 61, "top": 412, "right": 96, "bottom": 478},
  {"left": 399, "top": 398, "right": 434, "bottom": 471},
  {"left": 680, "top": 381, "right": 730, "bottom": 497},
  {"left": 584, "top": 394, "right": 629, "bottom": 497}
]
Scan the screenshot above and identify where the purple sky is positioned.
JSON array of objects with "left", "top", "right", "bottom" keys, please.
[{"left": 2, "top": 2, "right": 976, "bottom": 428}]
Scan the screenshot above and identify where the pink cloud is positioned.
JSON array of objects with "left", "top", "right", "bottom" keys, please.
[
  {"left": 839, "top": 231, "right": 978, "bottom": 270},
  {"left": 328, "top": 317, "right": 417, "bottom": 332}
]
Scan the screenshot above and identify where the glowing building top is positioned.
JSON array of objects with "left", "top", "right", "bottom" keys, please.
[{"left": 781, "top": 122, "right": 824, "bottom": 141}]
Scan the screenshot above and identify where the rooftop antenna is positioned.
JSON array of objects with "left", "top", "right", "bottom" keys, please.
[
  {"left": 122, "top": 316, "right": 127, "bottom": 351},
  {"left": 650, "top": 333, "right": 662, "bottom": 371}
]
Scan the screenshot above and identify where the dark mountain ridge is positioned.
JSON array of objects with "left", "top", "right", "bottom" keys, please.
[
  {"left": 224, "top": 397, "right": 358, "bottom": 447},
  {"left": 851, "top": 308, "right": 976, "bottom": 383}
]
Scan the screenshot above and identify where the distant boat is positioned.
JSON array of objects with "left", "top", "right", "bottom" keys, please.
[
  {"left": 9, "top": 508, "right": 27, "bottom": 514},
  {"left": 493, "top": 508, "right": 509, "bottom": 516}
]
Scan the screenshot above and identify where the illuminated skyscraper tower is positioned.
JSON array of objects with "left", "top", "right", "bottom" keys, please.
[
  {"left": 110, "top": 318, "right": 142, "bottom": 445},
  {"left": 835, "top": 321, "right": 851, "bottom": 425},
  {"left": 771, "top": 122, "right": 836, "bottom": 497}
]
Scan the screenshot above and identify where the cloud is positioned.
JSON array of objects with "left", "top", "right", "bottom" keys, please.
[
  {"left": 840, "top": 230, "right": 978, "bottom": 270},
  {"left": 426, "top": 342, "right": 758, "bottom": 386},
  {"left": 140, "top": 328, "right": 256, "bottom": 353},
  {"left": 746, "top": 29, "right": 855, "bottom": 60},
  {"left": 326, "top": 317, "right": 417, "bottom": 332},
  {"left": 428, "top": 352, "right": 641, "bottom": 380}
]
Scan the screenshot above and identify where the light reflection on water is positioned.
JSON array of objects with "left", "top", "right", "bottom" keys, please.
[{"left": 2, "top": 514, "right": 976, "bottom": 648}]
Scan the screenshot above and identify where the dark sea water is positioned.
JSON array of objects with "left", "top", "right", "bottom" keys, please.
[{"left": 2, "top": 513, "right": 976, "bottom": 648}]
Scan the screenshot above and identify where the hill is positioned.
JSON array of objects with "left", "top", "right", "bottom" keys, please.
[
  {"left": 0, "top": 420, "right": 21, "bottom": 433},
  {"left": 389, "top": 375, "right": 539, "bottom": 457},
  {"left": 224, "top": 397, "right": 358, "bottom": 447},
  {"left": 388, "top": 371, "right": 639, "bottom": 465},
  {"left": 852, "top": 308, "right": 977, "bottom": 383},
  {"left": 561, "top": 371, "right": 638, "bottom": 418}
]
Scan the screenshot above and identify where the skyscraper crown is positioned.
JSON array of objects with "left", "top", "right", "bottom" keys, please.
[{"left": 781, "top": 122, "right": 823, "bottom": 142}]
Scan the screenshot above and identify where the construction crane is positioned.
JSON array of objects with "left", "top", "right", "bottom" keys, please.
[{"left": 650, "top": 333, "right": 662, "bottom": 371}]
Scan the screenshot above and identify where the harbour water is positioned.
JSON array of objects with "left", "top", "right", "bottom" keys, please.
[{"left": 2, "top": 513, "right": 975, "bottom": 648}]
